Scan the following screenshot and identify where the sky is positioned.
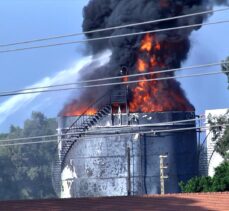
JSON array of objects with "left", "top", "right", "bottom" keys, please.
[
  {"left": 0, "top": 0, "right": 229, "bottom": 132},
  {"left": 180, "top": 7, "right": 229, "bottom": 115},
  {"left": 0, "top": 0, "right": 90, "bottom": 131}
]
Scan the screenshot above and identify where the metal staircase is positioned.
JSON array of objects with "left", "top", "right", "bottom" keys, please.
[
  {"left": 51, "top": 92, "right": 112, "bottom": 196},
  {"left": 60, "top": 104, "right": 112, "bottom": 169},
  {"left": 52, "top": 87, "right": 129, "bottom": 196}
]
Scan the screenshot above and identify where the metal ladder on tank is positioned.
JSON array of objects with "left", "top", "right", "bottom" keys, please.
[
  {"left": 52, "top": 85, "right": 130, "bottom": 196},
  {"left": 51, "top": 92, "right": 112, "bottom": 196},
  {"left": 60, "top": 104, "right": 112, "bottom": 168}
]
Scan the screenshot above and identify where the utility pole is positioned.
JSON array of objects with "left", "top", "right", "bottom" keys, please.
[
  {"left": 159, "top": 154, "right": 168, "bottom": 195},
  {"left": 127, "top": 147, "right": 131, "bottom": 196}
]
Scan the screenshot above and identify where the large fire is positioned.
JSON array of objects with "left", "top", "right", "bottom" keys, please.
[
  {"left": 129, "top": 33, "right": 193, "bottom": 113},
  {"left": 61, "top": 33, "right": 193, "bottom": 117}
]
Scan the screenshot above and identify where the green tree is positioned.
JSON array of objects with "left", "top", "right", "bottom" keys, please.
[
  {"left": 212, "top": 161, "right": 229, "bottom": 191},
  {"left": 180, "top": 161, "right": 229, "bottom": 193},
  {"left": 179, "top": 176, "right": 213, "bottom": 193},
  {"left": 0, "top": 112, "right": 57, "bottom": 200}
]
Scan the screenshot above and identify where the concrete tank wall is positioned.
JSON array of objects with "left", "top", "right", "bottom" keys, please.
[{"left": 59, "top": 112, "right": 198, "bottom": 198}]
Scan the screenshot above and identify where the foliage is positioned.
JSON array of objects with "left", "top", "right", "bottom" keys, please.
[
  {"left": 215, "top": 57, "right": 229, "bottom": 159},
  {"left": 179, "top": 176, "right": 213, "bottom": 193},
  {"left": 222, "top": 56, "right": 229, "bottom": 89},
  {"left": 180, "top": 57, "right": 229, "bottom": 193},
  {"left": 208, "top": 112, "right": 229, "bottom": 160},
  {"left": 180, "top": 161, "right": 229, "bottom": 193},
  {"left": 0, "top": 112, "right": 57, "bottom": 200},
  {"left": 212, "top": 161, "right": 229, "bottom": 191}
]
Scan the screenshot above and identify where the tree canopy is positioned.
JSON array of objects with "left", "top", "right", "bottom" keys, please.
[
  {"left": 180, "top": 161, "right": 229, "bottom": 193},
  {"left": 0, "top": 112, "right": 57, "bottom": 200}
]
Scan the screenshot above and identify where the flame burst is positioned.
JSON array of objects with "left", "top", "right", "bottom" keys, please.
[
  {"left": 129, "top": 34, "right": 193, "bottom": 113},
  {"left": 137, "top": 58, "right": 148, "bottom": 72},
  {"left": 61, "top": 101, "right": 97, "bottom": 116},
  {"left": 140, "top": 34, "right": 153, "bottom": 52}
]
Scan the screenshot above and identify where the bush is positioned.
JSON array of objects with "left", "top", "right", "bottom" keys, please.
[{"left": 180, "top": 161, "right": 229, "bottom": 193}]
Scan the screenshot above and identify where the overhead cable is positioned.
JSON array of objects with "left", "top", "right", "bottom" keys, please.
[
  {"left": 0, "top": 117, "right": 204, "bottom": 143},
  {"left": 0, "top": 69, "right": 228, "bottom": 97},
  {"left": 0, "top": 7, "right": 228, "bottom": 48},
  {"left": 0, "top": 117, "right": 207, "bottom": 143},
  {"left": 0, "top": 134, "right": 58, "bottom": 142},
  {"left": 62, "top": 117, "right": 206, "bottom": 131},
  {"left": 1, "top": 61, "right": 228, "bottom": 96},
  {"left": 0, "top": 123, "right": 228, "bottom": 147},
  {"left": 0, "top": 20, "right": 229, "bottom": 53},
  {"left": 0, "top": 139, "right": 57, "bottom": 147}
]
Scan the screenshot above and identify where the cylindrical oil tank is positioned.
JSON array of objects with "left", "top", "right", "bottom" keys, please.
[{"left": 58, "top": 111, "right": 198, "bottom": 198}]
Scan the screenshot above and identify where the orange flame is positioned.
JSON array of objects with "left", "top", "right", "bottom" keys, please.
[
  {"left": 137, "top": 58, "right": 148, "bottom": 72},
  {"left": 129, "top": 33, "right": 193, "bottom": 113},
  {"left": 155, "top": 41, "right": 161, "bottom": 51},
  {"left": 61, "top": 102, "right": 97, "bottom": 116},
  {"left": 140, "top": 34, "right": 153, "bottom": 52},
  {"left": 150, "top": 55, "right": 157, "bottom": 66}
]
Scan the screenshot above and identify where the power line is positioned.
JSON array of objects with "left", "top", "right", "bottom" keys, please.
[
  {"left": 1, "top": 61, "right": 228, "bottom": 96},
  {"left": 42, "top": 123, "right": 229, "bottom": 139},
  {"left": 0, "top": 69, "right": 228, "bottom": 97},
  {"left": 0, "top": 117, "right": 204, "bottom": 143},
  {"left": 1, "top": 7, "right": 228, "bottom": 48},
  {"left": 63, "top": 117, "right": 206, "bottom": 130},
  {"left": 0, "top": 134, "right": 58, "bottom": 142},
  {"left": 59, "top": 116, "right": 206, "bottom": 143},
  {"left": 0, "top": 139, "right": 57, "bottom": 147},
  {"left": 0, "top": 19, "right": 229, "bottom": 54},
  {"left": 0, "top": 123, "right": 228, "bottom": 147}
]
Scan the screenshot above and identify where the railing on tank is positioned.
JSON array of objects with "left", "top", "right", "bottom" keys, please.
[{"left": 62, "top": 90, "right": 112, "bottom": 135}]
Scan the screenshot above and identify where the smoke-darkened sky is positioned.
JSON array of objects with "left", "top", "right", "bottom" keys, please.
[{"left": 61, "top": 0, "right": 229, "bottom": 114}]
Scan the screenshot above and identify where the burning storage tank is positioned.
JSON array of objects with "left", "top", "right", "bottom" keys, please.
[
  {"left": 55, "top": 107, "right": 198, "bottom": 197},
  {"left": 50, "top": 0, "right": 224, "bottom": 198}
]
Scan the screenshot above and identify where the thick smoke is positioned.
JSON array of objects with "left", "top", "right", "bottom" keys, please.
[{"left": 61, "top": 0, "right": 228, "bottom": 115}]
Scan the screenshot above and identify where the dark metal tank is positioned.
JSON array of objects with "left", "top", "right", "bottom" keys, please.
[{"left": 58, "top": 111, "right": 198, "bottom": 197}]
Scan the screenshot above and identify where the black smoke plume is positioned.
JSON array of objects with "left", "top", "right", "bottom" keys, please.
[{"left": 60, "top": 0, "right": 228, "bottom": 116}]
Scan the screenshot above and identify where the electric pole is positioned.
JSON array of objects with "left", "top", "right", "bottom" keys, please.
[
  {"left": 159, "top": 154, "right": 168, "bottom": 195},
  {"left": 127, "top": 147, "right": 131, "bottom": 196}
]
